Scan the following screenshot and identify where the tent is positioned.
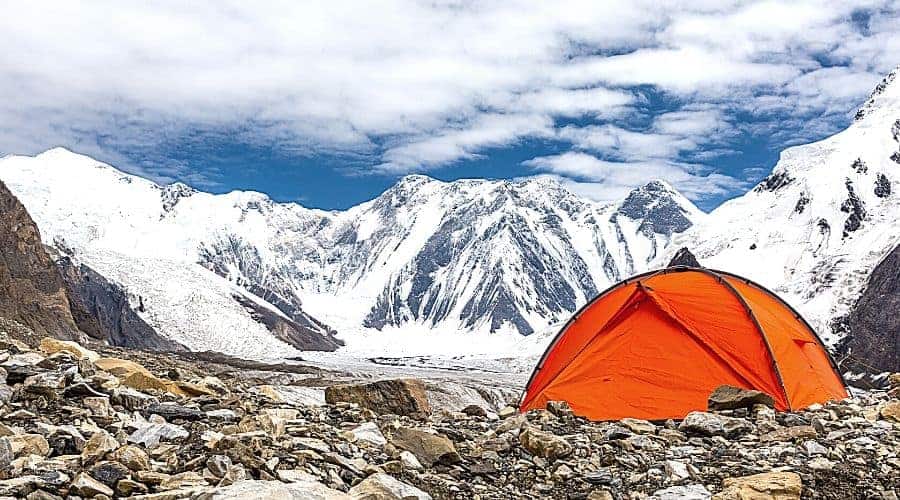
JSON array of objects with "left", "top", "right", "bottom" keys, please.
[{"left": 520, "top": 266, "right": 848, "bottom": 420}]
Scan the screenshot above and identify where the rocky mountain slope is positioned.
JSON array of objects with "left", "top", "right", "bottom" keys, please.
[
  {"left": 0, "top": 333, "right": 896, "bottom": 499},
  {"left": 0, "top": 151, "right": 700, "bottom": 357},
  {"left": 658, "top": 65, "right": 900, "bottom": 354},
  {"left": 0, "top": 180, "right": 82, "bottom": 343},
  {"left": 55, "top": 255, "right": 184, "bottom": 352},
  {"left": 836, "top": 243, "right": 900, "bottom": 373}
]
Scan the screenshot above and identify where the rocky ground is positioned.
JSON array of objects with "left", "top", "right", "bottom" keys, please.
[{"left": 0, "top": 332, "right": 897, "bottom": 499}]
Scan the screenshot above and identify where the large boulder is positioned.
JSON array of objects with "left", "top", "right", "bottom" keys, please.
[
  {"left": 325, "top": 379, "right": 431, "bottom": 417},
  {"left": 713, "top": 472, "right": 801, "bottom": 500},
  {"left": 708, "top": 385, "right": 775, "bottom": 411},
  {"left": 387, "top": 426, "right": 460, "bottom": 466}
]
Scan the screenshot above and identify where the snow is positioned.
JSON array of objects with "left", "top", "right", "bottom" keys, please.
[{"left": 655, "top": 65, "right": 900, "bottom": 347}]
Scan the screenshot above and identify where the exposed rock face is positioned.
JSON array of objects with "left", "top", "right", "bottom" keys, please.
[
  {"left": 667, "top": 247, "right": 701, "bottom": 268},
  {"left": 55, "top": 255, "right": 184, "bottom": 352},
  {"left": 232, "top": 294, "right": 342, "bottom": 352},
  {"left": 0, "top": 180, "right": 82, "bottom": 344},
  {"left": 836, "top": 243, "right": 900, "bottom": 373}
]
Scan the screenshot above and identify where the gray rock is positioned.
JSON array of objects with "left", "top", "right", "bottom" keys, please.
[{"left": 127, "top": 422, "right": 189, "bottom": 447}]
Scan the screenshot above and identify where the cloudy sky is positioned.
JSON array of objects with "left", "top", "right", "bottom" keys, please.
[{"left": 2, "top": 1, "right": 899, "bottom": 210}]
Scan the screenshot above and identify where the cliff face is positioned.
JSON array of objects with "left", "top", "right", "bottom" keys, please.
[
  {"left": 837, "top": 243, "right": 900, "bottom": 373},
  {"left": 55, "top": 256, "right": 184, "bottom": 352},
  {"left": 0, "top": 180, "right": 82, "bottom": 344}
]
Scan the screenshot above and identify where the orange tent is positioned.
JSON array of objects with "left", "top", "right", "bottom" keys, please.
[{"left": 520, "top": 267, "right": 848, "bottom": 421}]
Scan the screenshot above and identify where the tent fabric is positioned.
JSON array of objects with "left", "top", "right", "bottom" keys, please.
[{"left": 520, "top": 267, "right": 848, "bottom": 421}]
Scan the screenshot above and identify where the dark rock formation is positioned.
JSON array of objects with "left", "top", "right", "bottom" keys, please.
[
  {"left": 836, "top": 243, "right": 900, "bottom": 373},
  {"left": 55, "top": 256, "right": 184, "bottom": 352},
  {"left": 0, "top": 181, "right": 82, "bottom": 343},
  {"left": 667, "top": 248, "right": 701, "bottom": 268},
  {"left": 232, "top": 294, "right": 342, "bottom": 352}
]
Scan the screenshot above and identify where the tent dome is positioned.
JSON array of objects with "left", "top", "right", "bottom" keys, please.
[{"left": 520, "top": 267, "right": 848, "bottom": 420}]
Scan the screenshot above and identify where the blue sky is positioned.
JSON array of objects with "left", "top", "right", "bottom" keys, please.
[{"left": 2, "top": 1, "right": 899, "bottom": 212}]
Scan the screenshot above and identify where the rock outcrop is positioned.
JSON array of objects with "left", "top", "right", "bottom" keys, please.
[
  {"left": 0, "top": 180, "right": 82, "bottom": 344},
  {"left": 667, "top": 247, "right": 701, "bottom": 268},
  {"left": 56, "top": 255, "right": 184, "bottom": 352},
  {"left": 836, "top": 243, "right": 900, "bottom": 373}
]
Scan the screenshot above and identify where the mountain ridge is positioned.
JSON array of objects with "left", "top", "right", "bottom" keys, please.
[{"left": 0, "top": 149, "right": 700, "bottom": 355}]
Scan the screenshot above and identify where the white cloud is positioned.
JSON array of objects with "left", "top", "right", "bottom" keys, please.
[
  {"left": 0, "top": 0, "right": 898, "bottom": 196},
  {"left": 523, "top": 151, "right": 747, "bottom": 204}
]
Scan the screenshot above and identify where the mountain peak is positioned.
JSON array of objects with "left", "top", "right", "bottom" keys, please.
[
  {"left": 616, "top": 179, "right": 699, "bottom": 235},
  {"left": 854, "top": 65, "right": 900, "bottom": 121}
]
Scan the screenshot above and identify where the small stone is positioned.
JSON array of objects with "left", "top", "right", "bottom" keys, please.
[
  {"left": 127, "top": 422, "right": 189, "bottom": 448},
  {"left": 399, "top": 451, "right": 422, "bottom": 470},
  {"left": 553, "top": 464, "right": 574, "bottom": 480},
  {"left": 546, "top": 400, "right": 574, "bottom": 418},
  {"left": 462, "top": 404, "right": 488, "bottom": 417},
  {"left": 110, "top": 445, "right": 150, "bottom": 471},
  {"left": 207, "top": 455, "right": 232, "bottom": 478},
  {"left": 81, "top": 430, "right": 119, "bottom": 465},
  {"left": 69, "top": 472, "right": 114, "bottom": 498},
  {"left": 807, "top": 456, "right": 834, "bottom": 471},
  {"left": 83, "top": 396, "right": 113, "bottom": 416},
  {"left": 160, "top": 471, "right": 208, "bottom": 490},
  {"left": 144, "top": 402, "right": 204, "bottom": 421},
  {"left": 112, "top": 387, "right": 159, "bottom": 411},
  {"left": 664, "top": 460, "right": 692, "bottom": 483},
  {"left": 760, "top": 425, "right": 818, "bottom": 443},
  {"left": 679, "top": 411, "right": 727, "bottom": 436},
  {"left": 5, "top": 434, "right": 50, "bottom": 458},
  {"left": 620, "top": 417, "right": 656, "bottom": 434},
  {"left": 89, "top": 461, "right": 131, "bottom": 486},
  {"left": 23, "top": 372, "right": 66, "bottom": 396},
  {"left": 198, "top": 478, "right": 350, "bottom": 499},
  {"left": 802, "top": 440, "right": 828, "bottom": 456},
  {"left": 116, "top": 478, "right": 148, "bottom": 496},
  {"left": 880, "top": 401, "right": 900, "bottom": 422},
  {"left": 519, "top": 426, "right": 572, "bottom": 460},
  {"left": 654, "top": 484, "right": 712, "bottom": 500},
  {"left": 350, "top": 422, "right": 386, "bottom": 447},
  {"left": 498, "top": 406, "right": 517, "bottom": 419}
]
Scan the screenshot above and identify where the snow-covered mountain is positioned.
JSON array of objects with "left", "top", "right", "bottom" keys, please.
[
  {"left": 657, "top": 65, "right": 900, "bottom": 348},
  {"left": 0, "top": 150, "right": 701, "bottom": 356}
]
